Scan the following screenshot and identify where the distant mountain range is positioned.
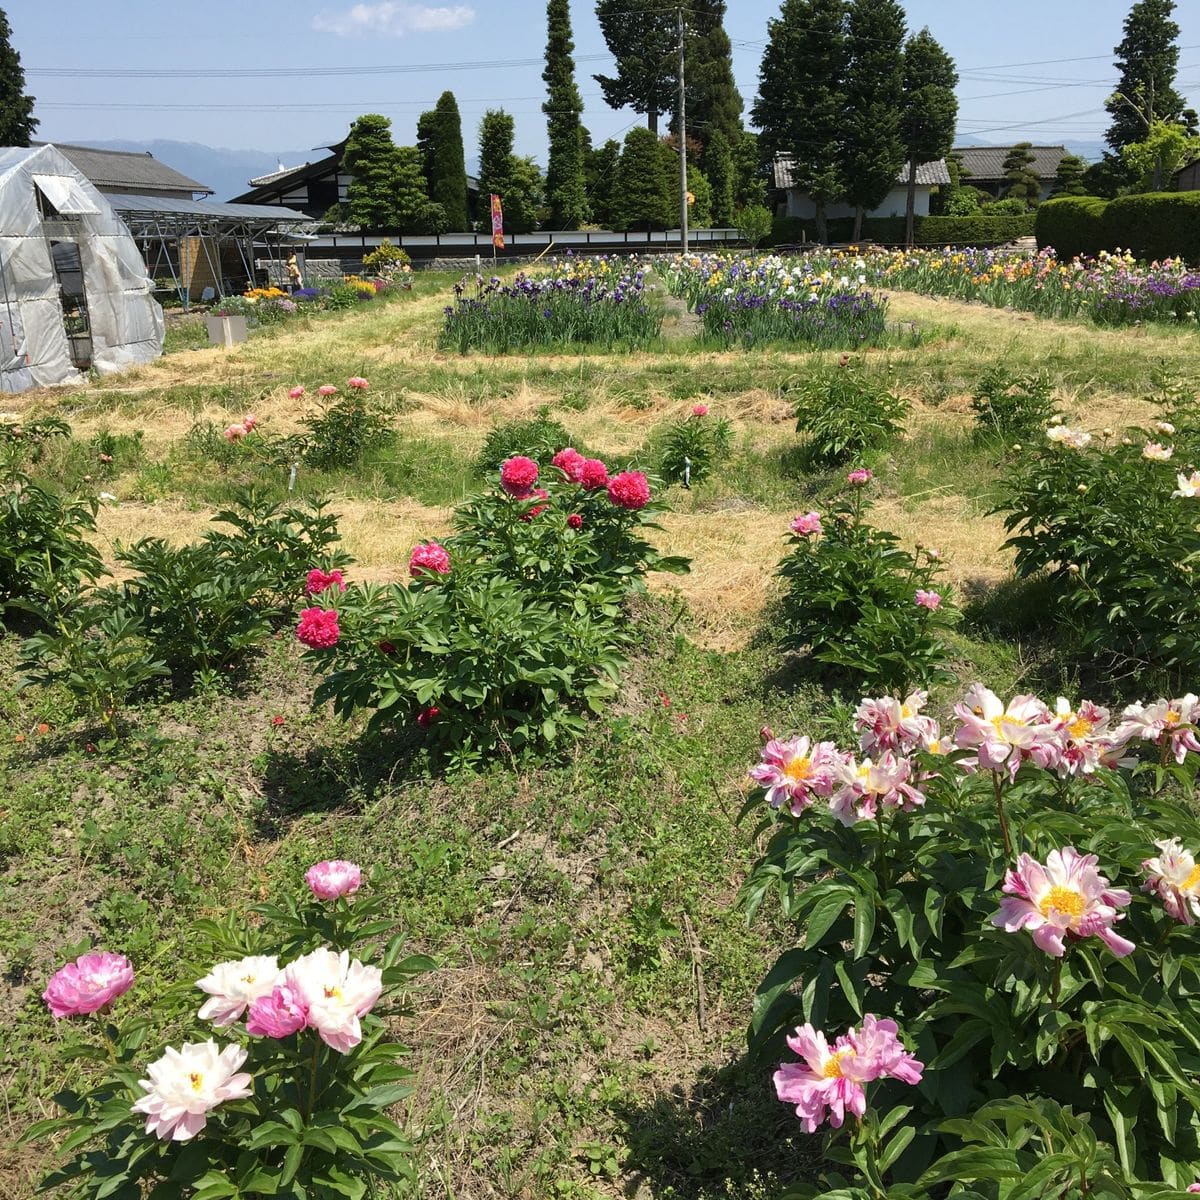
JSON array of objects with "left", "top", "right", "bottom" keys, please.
[
  {"left": 57, "top": 139, "right": 321, "bottom": 202},
  {"left": 956, "top": 134, "right": 1107, "bottom": 162}
]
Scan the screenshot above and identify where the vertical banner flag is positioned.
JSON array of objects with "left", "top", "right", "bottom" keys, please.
[{"left": 490, "top": 193, "right": 504, "bottom": 250}]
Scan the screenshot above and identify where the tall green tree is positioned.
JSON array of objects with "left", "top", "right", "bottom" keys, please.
[
  {"left": 1050, "top": 153, "right": 1089, "bottom": 196},
  {"left": 1002, "top": 142, "right": 1041, "bottom": 206},
  {"left": 899, "top": 28, "right": 958, "bottom": 245},
  {"left": 542, "top": 0, "right": 589, "bottom": 228},
  {"left": 732, "top": 129, "right": 767, "bottom": 208},
  {"left": 342, "top": 114, "right": 406, "bottom": 229},
  {"left": 702, "top": 129, "right": 736, "bottom": 226},
  {"left": 752, "top": 0, "right": 848, "bottom": 243},
  {"left": 0, "top": 8, "right": 36, "bottom": 146},
  {"left": 586, "top": 138, "right": 622, "bottom": 228},
  {"left": 594, "top": 0, "right": 677, "bottom": 135},
  {"left": 478, "top": 110, "right": 543, "bottom": 234},
  {"left": 427, "top": 91, "right": 469, "bottom": 229},
  {"left": 394, "top": 145, "right": 443, "bottom": 234},
  {"left": 842, "top": 0, "right": 907, "bottom": 240},
  {"left": 615, "top": 127, "right": 674, "bottom": 231},
  {"left": 506, "top": 156, "right": 546, "bottom": 234},
  {"left": 684, "top": 0, "right": 743, "bottom": 148}
]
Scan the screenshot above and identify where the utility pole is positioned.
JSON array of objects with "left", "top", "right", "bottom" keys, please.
[{"left": 677, "top": 6, "right": 688, "bottom": 254}]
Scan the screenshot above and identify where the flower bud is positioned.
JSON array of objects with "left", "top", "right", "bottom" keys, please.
[
  {"left": 1076, "top": 484, "right": 1088, "bottom": 493},
  {"left": 1011, "top": 443, "right": 1022, "bottom": 452},
  {"left": 1067, "top": 563, "right": 1080, "bottom": 574}
]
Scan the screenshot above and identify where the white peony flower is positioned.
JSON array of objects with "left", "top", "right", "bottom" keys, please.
[
  {"left": 132, "top": 1041, "right": 252, "bottom": 1141},
  {"left": 196, "top": 955, "right": 282, "bottom": 1026}
]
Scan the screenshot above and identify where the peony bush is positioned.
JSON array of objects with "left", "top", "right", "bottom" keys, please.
[
  {"left": 746, "top": 681, "right": 1200, "bottom": 1196},
  {"left": 26, "top": 861, "right": 432, "bottom": 1199}
]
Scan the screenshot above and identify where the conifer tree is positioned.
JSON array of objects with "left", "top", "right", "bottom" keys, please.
[
  {"left": 899, "top": 28, "right": 958, "bottom": 245},
  {"left": 594, "top": 0, "right": 677, "bottom": 135},
  {"left": 1105, "top": 0, "right": 1190, "bottom": 154},
  {"left": 0, "top": 8, "right": 36, "bottom": 147},
  {"left": 478, "top": 109, "right": 516, "bottom": 203},
  {"left": 1050, "top": 153, "right": 1089, "bottom": 196},
  {"left": 394, "top": 145, "right": 443, "bottom": 234},
  {"left": 428, "top": 91, "right": 469, "bottom": 229},
  {"left": 684, "top": 0, "right": 743, "bottom": 148},
  {"left": 702, "top": 129, "right": 736, "bottom": 226},
  {"left": 343, "top": 114, "right": 405, "bottom": 229},
  {"left": 1002, "top": 142, "right": 1041, "bottom": 206},
  {"left": 586, "top": 138, "right": 622, "bottom": 228},
  {"left": 543, "top": 0, "right": 589, "bottom": 228},
  {"left": 615, "top": 127, "right": 674, "bottom": 231}
]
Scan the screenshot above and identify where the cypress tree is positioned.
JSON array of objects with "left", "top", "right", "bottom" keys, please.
[
  {"left": 732, "top": 130, "right": 767, "bottom": 208},
  {"left": 702, "top": 129, "right": 736, "bottom": 226},
  {"left": 842, "top": 0, "right": 907, "bottom": 240},
  {"left": 394, "top": 145, "right": 442, "bottom": 234},
  {"left": 416, "top": 109, "right": 438, "bottom": 195},
  {"left": 343, "top": 114, "right": 405, "bottom": 229},
  {"left": 586, "top": 138, "right": 622, "bottom": 228},
  {"left": 1105, "top": 0, "right": 1190, "bottom": 154},
  {"left": 1002, "top": 142, "right": 1041, "bottom": 206},
  {"left": 428, "top": 91, "right": 469, "bottom": 230},
  {"left": 0, "top": 8, "right": 36, "bottom": 147},
  {"left": 684, "top": 0, "right": 743, "bottom": 148},
  {"left": 752, "top": 0, "right": 848, "bottom": 243},
  {"left": 542, "top": 0, "right": 589, "bottom": 228},
  {"left": 506, "top": 156, "right": 545, "bottom": 234},
  {"left": 899, "top": 28, "right": 958, "bottom": 246},
  {"left": 594, "top": 0, "right": 677, "bottom": 135},
  {"left": 615, "top": 127, "right": 674, "bottom": 232},
  {"left": 478, "top": 109, "right": 516, "bottom": 203}
]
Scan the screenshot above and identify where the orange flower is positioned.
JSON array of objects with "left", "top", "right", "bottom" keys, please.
[{"left": 36, "top": 722, "right": 49, "bottom": 735}]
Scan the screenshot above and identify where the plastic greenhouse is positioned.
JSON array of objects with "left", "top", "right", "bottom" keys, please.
[{"left": 0, "top": 144, "right": 164, "bottom": 393}]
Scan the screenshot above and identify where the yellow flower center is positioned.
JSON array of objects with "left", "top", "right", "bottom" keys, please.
[
  {"left": 189, "top": 1072, "right": 204, "bottom": 1092},
  {"left": 1183, "top": 865, "right": 1200, "bottom": 892},
  {"left": 783, "top": 757, "right": 812, "bottom": 783},
  {"left": 1166, "top": 709, "right": 1182, "bottom": 726},
  {"left": 900, "top": 705, "right": 913, "bottom": 718},
  {"left": 1067, "top": 716, "right": 1093, "bottom": 738},
  {"left": 1039, "top": 885, "right": 1086, "bottom": 921},
  {"left": 822, "top": 1050, "right": 853, "bottom": 1079},
  {"left": 991, "top": 714, "right": 1023, "bottom": 739},
  {"left": 324, "top": 986, "right": 342, "bottom": 1001}
]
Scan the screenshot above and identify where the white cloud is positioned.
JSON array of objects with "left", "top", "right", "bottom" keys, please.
[{"left": 313, "top": 3, "right": 475, "bottom": 37}]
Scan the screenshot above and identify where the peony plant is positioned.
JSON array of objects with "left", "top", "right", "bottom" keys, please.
[{"left": 26, "top": 861, "right": 432, "bottom": 1199}]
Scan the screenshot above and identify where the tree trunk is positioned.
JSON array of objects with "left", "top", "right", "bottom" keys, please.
[
  {"left": 905, "top": 158, "right": 918, "bottom": 247},
  {"left": 648, "top": 109, "right": 658, "bottom": 136},
  {"left": 852, "top": 205, "right": 864, "bottom": 242},
  {"left": 815, "top": 199, "right": 828, "bottom": 244}
]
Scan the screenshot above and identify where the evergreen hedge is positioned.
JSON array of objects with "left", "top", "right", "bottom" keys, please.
[
  {"left": 1036, "top": 192, "right": 1200, "bottom": 263},
  {"left": 768, "top": 212, "right": 1035, "bottom": 247},
  {"left": 1034, "top": 196, "right": 1109, "bottom": 260}
]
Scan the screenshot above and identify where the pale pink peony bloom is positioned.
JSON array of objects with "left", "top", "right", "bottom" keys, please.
[
  {"left": 691, "top": 403, "right": 709, "bottom": 417},
  {"left": 409, "top": 540, "right": 451, "bottom": 577},
  {"left": 1157, "top": 421, "right": 1176, "bottom": 435},
  {"left": 132, "top": 1041, "right": 252, "bottom": 1141},
  {"left": 1051, "top": 698, "right": 1127, "bottom": 776},
  {"left": 774, "top": 1016, "right": 922, "bottom": 1133},
  {"left": 348, "top": 376, "right": 369, "bottom": 390},
  {"left": 195, "top": 955, "right": 281, "bottom": 1027},
  {"left": 318, "top": 384, "right": 338, "bottom": 397},
  {"left": 1173, "top": 471, "right": 1200, "bottom": 498},
  {"left": 1045, "top": 425, "right": 1091, "bottom": 450},
  {"left": 829, "top": 751, "right": 925, "bottom": 826},
  {"left": 246, "top": 984, "right": 308, "bottom": 1039},
  {"left": 304, "top": 568, "right": 346, "bottom": 597},
  {"left": 241, "top": 413, "right": 258, "bottom": 432},
  {"left": 953, "top": 684, "right": 1062, "bottom": 777},
  {"left": 223, "top": 423, "right": 247, "bottom": 442},
  {"left": 305, "top": 859, "right": 362, "bottom": 900},
  {"left": 288, "top": 386, "right": 306, "bottom": 400},
  {"left": 552, "top": 447, "right": 586, "bottom": 482},
  {"left": 992, "top": 847, "right": 1133, "bottom": 958},
  {"left": 44, "top": 952, "right": 135, "bottom": 1019},
  {"left": 854, "top": 691, "right": 936, "bottom": 756},
  {"left": 1115, "top": 696, "right": 1200, "bottom": 763},
  {"left": 1142, "top": 441, "right": 1173, "bottom": 461},
  {"left": 846, "top": 467, "right": 872, "bottom": 486},
  {"left": 284, "top": 947, "right": 383, "bottom": 1053},
  {"left": 749, "top": 736, "right": 842, "bottom": 815},
  {"left": 790, "top": 512, "right": 822, "bottom": 537},
  {"left": 1188, "top": 1184, "right": 1200, "bottom": 1193},
  {"left": 914, "top": 589, "right": 941, "bottom": 610},
  {"left": 1142, "top": 838, "right": 1200, "bottom": 925}
]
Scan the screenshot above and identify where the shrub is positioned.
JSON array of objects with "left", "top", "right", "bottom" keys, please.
[
  {"left": 777, "top": 476, "right": 954, "bottom": 692},
  {"left": 981, "top": 196, "right": 1029, "bottom": 216},
  {"left": 970, "top": 366, "right": 1057, "bottom": 443},
  {"left": 768, "top": 213, "right": 1036, "bottom": 248},
  {"left": 301, "top": 394, "right": 395, "bottom": 471},
  {"left": 745, "top": 680, "right": 1200, "bottom": 1194},
  {"left": 474, "top": 407, "right": 573, "bottom": 475},
  {"left": 1101, "top": 190, "right": 1200, "bottom": 264},
  {"left": 736, "top": 204, "right": 773, "bottom": 247},
  {"left": 656, "top": 407, "right": 733, "bottom": 486},
  {"left": 788, "top": 365, "right": 908, "bottom": 465},
  {"left": 1035, "top": 195, "right": 1110, "bottom": 259},
  {"left": 26, "top": 860, "right": 432, "bottom": 1199},
  {"left": 362, "top": 238, "right": 412, "bottom": 274}
]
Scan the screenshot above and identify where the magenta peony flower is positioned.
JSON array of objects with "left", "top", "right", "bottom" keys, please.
[
  {"left": 318, "top": 384, "right": 338, "bottom": 397},
  {"left": 417, "top": 705, "right": 440, "bottom": 728},
  {"left": 348, "top": 376, "right": 369, "bottom": 390},
  {"left": 44, "top": 952, "right": 135, "bottom": 1019},
  {"left": 288, "top": 385, "right": 305, "bottom": 400},
  {"left": 790, "top": 511, "right": 822, "bottom": 537},
  {"left": 409, "top": 541, "right": 451, "bottom": 577},
  {"left": 500, "top": 455, "right": 539, "bottom": 498},
  {"left": 914, "top": 589, "right": 942, "bottom": 610},
  {"left": 774, "top": 1016, "right": 923, "bottom": 1133},
  {"left": 1142, "top": 838, "right": 1200, "bottom": 924},
  {"left": 749, "top": 736, "right": 842, "bottom": 816},
  {"left": 305, "top": 859, "right": 362, "bottom": 900},
  {"left": 246, "top": 984, "right": 308, "bottom": 1039},
  {"left": 195, "top": 955, "right": 281, "bottom": 1027},
  {"left": 846, "top": 467, "right": 872, "bottom": 486},
  {"left": 580, "top": 458, "right": 609, "bottom": 490},
  {"left": 132, "top": 1041, "right": 252, "bottom": 1141},
  {"left": 691, "top": 403, "right": 709, "bottom": 417},
  {"left": 607, "top": 470, "right": 651, "bottom": 511},
  {"left": 567, "top": 513, "right": 583, "bottom": 529},
  {"left": 552, "top": 447, "right": 586, "bottom": 482},
  {"left": 304, "top": 568, "right": 346, "bottom": 598},
  {"left": 992, "top": 847, "right": 1133, "bottom": 958},
  {"left": 223, "top": 423, "right": 247, "bottom": 443},
  {"left": 284, "top": 947, "right": 382, "bottom": 1054},
  {"left": 296, "top": 607, "right": 340, "bottom": 649}
]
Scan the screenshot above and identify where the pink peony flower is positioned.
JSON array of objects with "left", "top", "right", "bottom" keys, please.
[
  {"left": 132, "top": 1041, "right": 252, "bottom": 1141},
  {"left": 417, "top": 705, "right": 440, "bottom": 728},
  {"left": 305, "top": 859, "right": 362, "bottom": 900},
  {"left": 296, "top": 607, "right": 340, "bottom": 650},
  {"left": 246, "top": 984, "right": 308, "bottom": 1039},
  {"left": 749, "top": 736, "right": 843, "bottom": 815},
  {"left": 1115, "top": 695, "right": 1200, "bottom": 764},
  {"left": 348, "top": 376, "right": 369, "bottom": 390},
  {"left": 304, "top": 568, "right": 346, "bottom": 597},
  {"left": 992, "top": 847, "right": 1133, "bottom": 958},
  {"left": 854, "top": 691, "right": 937, "bottom": 756},
  {"left": 1142, "top": 838, "right": 1200, "bottom": 925},
  {"left": 774, "top": 1015, "right": 923, "bottom": 1133},
  {"left": 288, "top": 385, "right": 305, "bottom": 400},
  {"left": 1142, "top": 441, "right": 1173, "bottom": 461},
  {"left": 552, "top": 447, "right": 586, "bottom": 482},
  {"left": 409, "top": 541, "right": 451, "bottom": 577},
  {"left": 241, "top": 413, "right": 258, "bottom": 432},
  {"left": 44, "top": 952, "right": 135, "bottom": 1019},
  {"left": 1052, "top": 698, "right": 1129, "bottom": 776},
  {"left": 195, "top": 955, "right": 281, "bottom": 1026},
  {"left": 500, "top": 455, "right": 539, "bottom": 498},
  {"left": 790, "top": 512, "right": 822, "bottom": 537},
  {"left": 829, "top": 750, "right": 925, "bottom": 826},
  {"left": 284, "top": 947, "right": 382, "bottom": 1054},
  {"left": 223, "top": 423, "right": 247, "bottom": 443},
  {"left": 953, "top": 684, "right": 1063, "bottom": 777},
  {"left": 567, "top": 513, "right": 583, "bottom": 529},
  {"left": 914, "top": 589, "right": 941, "bottom": 611},
  {"left": 580, "top": 458, "right": 609, "bottom": 490},
  {"left": 607, "top": 470, "right": 651, "bottom": 511},
  {"left": 691, "top": 403, "right": 709, "bottom": 417},
  {"left": 1188, "top": 1185, "right": 1200, "bottom": 1194},
  {"left": 519, "top": 487, "right": 550, "bottom": 522},
  {"left": 846, "top": 467, "right": 872, "bottom": 486},
  {"left": 318, "top": 384, "right": 338, "bottom": 397}
]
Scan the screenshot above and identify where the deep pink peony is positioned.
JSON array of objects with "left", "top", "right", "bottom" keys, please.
[
  {"left": 417, "top": 705, "right": 440, "bottom": 728},
  {"left": 692, "top": 403, "right": 709, "bottom": 417},
  {"left": 296, "top": 607, "right": 340, "bottom": 649},
  {"left": 44, "top": 951, "right": 135, "bottom": 1019},
  {"left": 847, "top": 467, "right": 873, "bottom": 486},
  {"left": 580, "top": 458, "right": 609, "bottom": 490},
  {"left": 409, "top": 541, "right": 451, "bottom": 577},
  {"left": 348, "top": 376, "right": 369, "bottom": 390},
  {"left": 305, "top": 859, "right": 362, "bottom": 900},
  {"left": 500, "top": 455, "right": 539, "bottom": 498},
  {"left": 567, "top": 513, "right": 583, "bottom": 529},
  {"left": 790, "top": 512, "right": 822, "bottom": 537},
  {"left": 607, "top": 470, "right": 651, "bottom": 511},
  {"left": 914, "top": 589, "right": 942, "bottom": 610},
  {"left": 750, "top": 736, "right": 843, "bottom": 815},
  {"left": 288, "top": 385, "right": 305, "bottom": 400},
  {"left": 304, "top": 568, "right": 346, "bottom": 597},
  {"left": 519, "top": 488, "right": 550, "bottom": 522},
  {"left": 246, "top": 984, "right": 308, "bottom": 1039},
  {"left": 552, "top": 447, "right": 586, "bottom": 482}
]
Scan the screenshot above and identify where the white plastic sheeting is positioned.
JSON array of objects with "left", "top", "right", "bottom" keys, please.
[{"left": 0, "top": 145, "right": 164, "bottom": 393}]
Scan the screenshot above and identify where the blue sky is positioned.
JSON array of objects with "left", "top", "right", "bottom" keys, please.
[{"left": 12, "top": 0, "right": 1200, "bottom": 162}]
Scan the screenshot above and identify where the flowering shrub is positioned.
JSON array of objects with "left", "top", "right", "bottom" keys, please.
[
  {"left": 777, "top": 477, "right": 954, "bottom": 691},
  {"left": 26, "top": 863, "right": 432, "bottom": 1198},
  {"left": 788, "top": 365, "right": 908, "bottom": 467},
  {"left": 746, "top": 682, "right": 1200, "bottom": 1195},
  {"left": 655, "top": 406, "right": 733, "bottom": 487},
  {"left": 297, "top": 383, "right": 395, "bottom": 472}
]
